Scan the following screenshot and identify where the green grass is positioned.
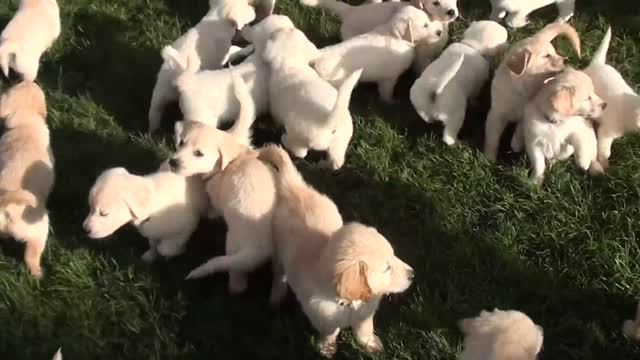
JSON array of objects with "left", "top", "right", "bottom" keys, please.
[{"left": 0, "top": 0, "right": 639, "bottom": 358}]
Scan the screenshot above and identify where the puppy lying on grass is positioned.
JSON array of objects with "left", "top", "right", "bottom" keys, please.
[
  {"left": 312, "top": 5, "right": 443, "bottom": 102},
  {"left": 459, "top": 309, "right": 544, "bottom": 360},
  {"left": 490, "top": 0, "right": 575, "bottom": 28},
  {"left": 411, "top": 20, "right": 507, "bottom": 145},
  {"left": 259, "top": 145, "right": 414, "bottom": 358},
  {"left": 0, "top": 81, "right": 54, "bottom": 278},
  {"left": 0, "top": 0, "right": 60, "bottom": 81}
]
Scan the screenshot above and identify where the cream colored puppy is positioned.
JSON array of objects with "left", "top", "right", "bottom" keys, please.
[
  {"left": 623, "top": 301, "right": 640, "bottom": 341},
  {"left": 147, "top": 4, "right": 255, "bottom": 133},
  {"left": 312, "top": 5, "right": 443, "bottom": 103},
  {"left": 0, "top": 0, "right": 60, "bottom": 81},
  {"left": 0, "top": 81, "right": 53, "bottom": 278},
  {"left": 521, "top": 68, "right": 606, "bottom": 185},
  {"left": 584, "top": 28, "right": 640, "bottom": 170},
  {"left": 459, "top": 309, "right": 544, "bottom": 360},
  {"left": 264, "top": 27, "right": 362, "bottom": 170},
  {"left": 83, "top": 165, "right": 208, "bottom": 262},
  {"left": 483, "top": 22, "right": 580, "bottom": 162},
  {"left": 411, "top": 21, "right": 507, "bottom": 145},
  {"left": 367, "top": 0, "right": 458, "bottom": 22},
  {"left": 490, "top": 0, "right": 574, "bottom": 28},
  {"left": 259, "top": 145, "right": 414, "bottom": 358},
  {"left": 210, "top": 0, "right": 276, "bottom": 22}
]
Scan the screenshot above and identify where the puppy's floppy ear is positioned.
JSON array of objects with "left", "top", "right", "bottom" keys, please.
[
  {"left": 506, "top": 48, "right": 532, "bottom": 76},
  {"left": 550, "top": 86, "right": 575, "bottom": 116},
  {"left": 123, "top": 177, "right": 152, "bottom": 220},
  {"left": 335, "top": 260, "right": 373, "bottom": 302},
  {"left": 393, "top": 18, "right": 414, "bottom": 44}
]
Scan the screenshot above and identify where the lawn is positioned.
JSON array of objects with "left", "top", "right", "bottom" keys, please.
[{"left": 0, "top": 0, "right": 639, "bottom": 359}]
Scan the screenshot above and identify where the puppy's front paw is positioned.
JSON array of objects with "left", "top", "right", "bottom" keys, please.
[
  {"left": 360, "top": 334, "right": 384, "bottom": 353},
  {"left": 531, "top": 175, "right": 545, "bottom": 186},
  {"left": 141, "top": 249, "right": 158, "bottom": 263},
  {"left": 599, "top": 157, "right": 610, "bottom": 170},
  {"left": 28, "top": 266, "right": 43, "bottom": 279},
  {"left": 589, "top": 161, "right": 605, "bottom": 176},
  {"left": 318, "top": 338, "right": 338, "bottom": 358},
  {"left": 443, "top": 135, "right": 457, "bottom": 146}
]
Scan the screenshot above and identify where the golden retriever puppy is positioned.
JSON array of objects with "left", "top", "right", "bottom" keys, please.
[
  {"left": 259, "top": 145, "right": 414, "bottom": 358},
  {"left": 0, "top": 81, "right": 53, "bottom": 278},
  {"left": 623, "top": 301, "right": 640, "bottom": 341},
  {"left": 483, "top": 22, "right": 580, "bottom": 162},
  {"left": 0, "top": 0, "right": 60, "bottom": 81},
  {"left": 519, "top": 68, "right": 606, "bottom": 185},
  {"left": 459, "top": 309, "right": 544, "bottom": 360}
]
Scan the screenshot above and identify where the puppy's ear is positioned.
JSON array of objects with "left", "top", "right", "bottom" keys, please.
[
  {"left": 393, "top": 18, "right": 414, "bottom": 44},
  {"left": 506, "top": 49, "right": 532, "bottom": 76},
  {"left": 335, "top": 261, "right": 373, "bottom": 302},
  {"left": 123, "top": 178, "right": 152, "bottom": 220},
  {"left": 550, "top": 86, "right": 575, "bottom": 116}
]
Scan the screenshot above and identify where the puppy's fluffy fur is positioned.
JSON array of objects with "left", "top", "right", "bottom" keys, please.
[
  {"left": 147, "top": 5, "right": 255, "bottom": 133},
  {"left": 0, "top": 81, "right": 53, "bottom": 278},
  {"left": 264, "top": 27, "right": 362, "bottom": 170},
  {"left": 490, "top": 0, "right": 574, "bottom": 28},
  {"left": 83, "top": 166, "right": 208, "bottom": 262},
  {"left": 483, "top": 22, "right": 580, "bottom": 162},
  {"left": 367, "top": 0, "right": 458, "bottom": 23},
  {"left": 0, "top": 0, "right": 60, "bottom": 81},
  {"left": 210, "top": 0, "right": 276, "bottom": 23},
  {"left": 623, "top": 301, "right": 640, "bottom": 341},
  {"left": 312, "top": 5, "right": 443, "bottom": 102},
  {"left": 161, "top": 15, "right": 295, "bottom": 129},
  {"left": 411, "top": 21, "right": 507, "bottom": 145},
  {"left": 520, "top": 68, "right": 605, "bottom": 185},
  {"left": 584, "top": 28, "right": 640, "bottom": 170},
  {"left": 258, "top": 145, "right": 414, "bottom": 358},
  {"left": 459, "top": 309, "right": 544, "bottom": 360}
]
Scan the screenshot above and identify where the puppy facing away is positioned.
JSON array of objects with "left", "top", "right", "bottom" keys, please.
[
  {"left": 490, "top": 0, "right": 574, "bottom": 28},
  {"left": 411, "top": 21, "right": 508, "bottom": 145},
  {"left": 483, "top": 22, "right": 581, "bottom": 162},
  {"left": 520, "top": 68, "right": 606, "bottom": 185},
  {"left": 0, "top": 81, "right": 53, "bottom": 278},
  {"left": 312, "top": 5, "right": 443, "bottom": 102},
  {"left": 0, "top": 0, "right": 60, "bottom": 81},
  {"left": 459, "top": 309, "right": 544, "bottom": 360},
  {"left": 259, "top": 145, "right": 414, "bottom": 357},
  {"left": 263, "top": 27, "right": 362, "bottom": 170},
  {"left": 584, "top": 28, "right": 640, "bottom": 170},
  {"left": 161, "top": 15, "right": 295, "bottom": 129},
  {"left": 147, "top": 4, "right": 255, "bottom": 133},
  {"left": 623, "top": 301, "right": 640, "bottom": 341}
]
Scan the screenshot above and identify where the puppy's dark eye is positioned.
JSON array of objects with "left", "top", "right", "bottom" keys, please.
[
  {"left": 433, "top": 1, "right": 441, "bottom": 6},
  {"left": 543, "top": 54, "right": 552, "bottom": 59},
  {"left": 99, "top": 210, "right": 108, "bottom": 217},
  {"left": 193, "top": 149, "right": 204, "bottom": 157}
]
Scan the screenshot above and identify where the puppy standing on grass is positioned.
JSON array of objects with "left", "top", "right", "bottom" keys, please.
[
  {"left": 0, "top": 0, "right": 60, "bottom": 81},
  {"left": 519, "top": 68, "right": 606, "bottom": 185},
  {"left": 259, "top": 145, "right": 414, "bottom": 358},
  {"left": 0, "top": 81, "right": 53, "bottom": 278},
  {"left": 408, "top": 0, "right": 459, "bottom": 74},
  {"left": 459, "top": 309, "right": 544, "bottom": 360},
  {"left": 490, "top": 0, "right": 575, "bottom": 28},
  {"left": 410, "top": 20, "right": 508, "bottom": 145},
  {"left": 483, "top": 22, "right": 581, "bottom": 162},
  {"left": 312, "top": 5, "right": 443, "bottom": 103},
  {"left": 584, "top": 27, "right": 640, "bottom": 170}
]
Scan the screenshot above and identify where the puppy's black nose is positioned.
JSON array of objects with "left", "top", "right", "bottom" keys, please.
[
  {"left": 408, "top": 269, "right": 415, "bottom": 281},
  {"left": 436, "top": 30, "right": 443, "bottom": 37},
  {"left": 447, "top": 9, "right": 457, "bottom": 18},
  {"left": 601, "top": 102, "right": 608, "bottom": 110},
  {"left": 169, "top": 158, "right": 180, "bottom": 169}
]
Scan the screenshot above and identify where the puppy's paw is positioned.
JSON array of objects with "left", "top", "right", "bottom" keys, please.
[
  {"left": 359, "top": 334, "right": 384, "bottom": 353},
  {"left": 141, "top": 249, "right": 158, "bottom": 263},
  {"left": 599, "top": 157, "right": 610, "bottom": 170},
  {"left": 443, "top": 135, "right": 457, "bottom": 146},
  {"left": 28, "top": 266, "right": 43, "bottom": 279},
  {"left": 531, "top": 175, "right": 545, "bottom": 187},
  {"left": 589, "top": 161, "right": 605, "bottom": 176},
  {"left": 318, "top": 339, "right": 338, "bottom": 358}
]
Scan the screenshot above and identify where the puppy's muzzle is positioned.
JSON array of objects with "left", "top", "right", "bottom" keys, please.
[{"left": 169, "top": 158, "right": 181, "bottom": 170}]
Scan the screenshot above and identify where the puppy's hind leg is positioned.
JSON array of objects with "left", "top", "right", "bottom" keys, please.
[
  {"left": 596, "top": 127, "right": 618, "bottom": 170},
  {"left": 268, "top": 260, "right": 288, "bottom": 306},
  {"left": 527, "top": 144, "right": 547, "bottom": 185},
  {"left": 556, "top": 0, "right": 575, "bottom": 22},
  {"left": 484, "top": 109, "right": 508, "bottom": 162},
  {"left": 442, "top": 114, "right": 464, "bottom": 146},
  {"left": 22, "top": 214, "right": 49, "bottom": 279},
  {"left": 378, "top": 78, "right": 398, "bottom": 104},
  {"left": 510, "top": 123, "right": 525, "bottom": 152}
]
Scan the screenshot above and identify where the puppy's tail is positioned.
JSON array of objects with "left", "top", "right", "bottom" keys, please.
[
  {"left": 300, "top": 0, "right": 352, "bottom": 18},
  {"left": 226, "top": 68, "right": 256, "bottom": 145},
  {"left": 327, "top": 68, "right": 362, "bottom": 129},
  {"left": 186, "top": 248, "right": 269, "bottom": 279},
  {"left": 0, "top": 189, "right": 38, "bottom": 209},
  {"left": 435, "top": 53, "right": 463, "bottom": 95},
  {"left": 258, "top": 144, "right": 304, "bottom": 191},
  {"left": 591, "top": 27, "right": 612, "bottom": 66},
  {"left": 0, "top": 41, "right": 18, "bottom": 78}
]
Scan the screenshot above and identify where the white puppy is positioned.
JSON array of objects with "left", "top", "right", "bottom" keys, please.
[
  {"left": 161, "top": 15, "right": 295, "bottom": 129},
  {"left": 0, "top": 0, "right": 60, "bottom": 81},
  {"left": 521, "top": 68, "right": 606, "bottom": 185},
  {"left": 259, "top": 145, "right": 414, "bottom": 358},
  {"left": 313, "top": 5, "right": 443, "bottom": 102},
  {"left": 483, "top": 22, "right": 580, "bottom": 162},
  {"left": 210, "top": 0, "right": 276, "bottom": 22},
  {"left": 367, "top": 0, "right": 459, "bottom": 22},
  {"left": 147, "top": 5, "right": 255, "bottom": 133},
  {"left": 411, "top": 21, "right": 507, "bottom": 145},
  {"left": 584, "top": 28, "right": 640, "bottom": 170},
  {"left": 83, "top": 166, "right": 208, "bottom": 262},
  {"left": 490, "top": 0, "right": 574, "bottom": 28},
  {"left": 263, "top": 27, "right": 362, "bottom": 170},
  {"left": 623, "top": 301, "right": 640, "bottom": 341},
  {"left": 459, "top": 309, "right": 544, "bottom": 360}
]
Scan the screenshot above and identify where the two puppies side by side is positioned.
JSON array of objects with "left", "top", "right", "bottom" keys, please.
[
  {"left": 312, "top": 5, "right": 444, "bottom": 103},
  {"left": 0, "top": 81, "right": 54, "bottom": 278},
  {"left": 263, "top": 27, "right": 362, "bottom": 170},
  {"left": 410, "top": 20, "right": 508, "bottom": 145},
  {"left": 0, "top": 0, "right": 60, "bottom": 81},
  {"left": 409, "top": 0, "right": 459, "bottom": 74},
  {"left": 483, "top": 22, "right": 581, "bottom": 162},
  {"left": 584, "top": 27, "right": 640, "bottom": 171},
  {"left": 259, "top": 145, "right": 414, "bottom": 358},
  {"left": 160, "top": 15, "right": 295, "bottom": 129},
  {"left": 518, "top": 68, "right": 606, "bottom": 185},
  {"left": 623, "top": 301, "right": 640, "bottom": 342},
  {"left": 459, "top": 309, "right": 544, "bottom": 360},
  {"left": 490, "top": 0, "right": 575, "bottom": 28}
]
